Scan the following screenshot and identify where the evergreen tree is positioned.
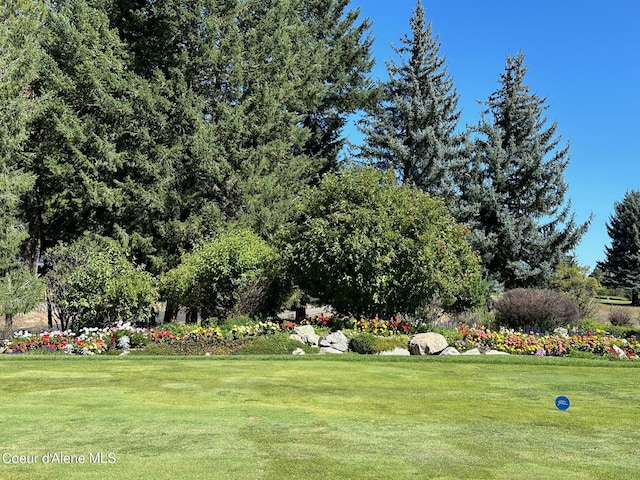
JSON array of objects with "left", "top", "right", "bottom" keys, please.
[
  {"left": 597, "top": 190, "right": 640, "bottom": 305},
  {"left": 0, "top": 169, "right": 44, "bottom": 327},
  {"left": 99, "top": 0, "right": 375, "bottom": 250},
  {"left": 457, "top": 52, "right": 589, "bottom": 289},
  {"left": 0, "top": 0, "right": 166, "bottom": 271},
  {"left": 0, "top": 2, "right": 47, "bottom": 325},
  {"left": 292, "top": 0, "right": 376, "bottom": 170},
  {"left": 358, "top": 0, "right": 464, "bottom": 201}
]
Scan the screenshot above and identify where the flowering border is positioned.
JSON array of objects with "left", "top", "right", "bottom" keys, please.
[
  {"left": 457, "top": 324, "right": 639, "bottom": 358},
  {"left": 3, "top": 320, "right": 639, "bottom": 358}
]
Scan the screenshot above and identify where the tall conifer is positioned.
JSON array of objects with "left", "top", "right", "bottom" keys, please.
[
  {"left": 597, "top": 190, "right": 640, "bottom": 305},
  {"left": 359, "top": 0, "right": 464, "bottom": 202},
  {"left": 100, "top": 0, "right": 375, "bottom": 249},
  {"left": 0, "top": 0, "right": 165, "bottom": 271},
  {"left": 457, "top": 53, "right": 589, "bottom": 289}
]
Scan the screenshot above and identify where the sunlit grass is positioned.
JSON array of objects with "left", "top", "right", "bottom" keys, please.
[{"left": 1, "top": 355, "right": 638, "bottom": 479}]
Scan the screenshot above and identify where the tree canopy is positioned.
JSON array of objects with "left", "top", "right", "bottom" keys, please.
[
  {"left": 358, "top": 0, "right": 463, "bottom": 203},
  {"left": 455, "top": 53, "right": 589, "bottom": 289},
  {"left": 597, "top": 190, "right": 640, "bottom": 305},
  {"left": 1, "top": 0, "right": 376, "bottom": 276},
  {"left": 286, "top": 167, "right": 486, "bottom": 317},
  {"left": 0, "top": 0, "right": 601, "bottom": 321}
]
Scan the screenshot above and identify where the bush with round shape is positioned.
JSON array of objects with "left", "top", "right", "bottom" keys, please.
[
  {"left": 549, "top": 261, "right": 600, "bottom": 318},
  {"left": 230, "top": 332, "right": 313, "bottom": 355},
  {"left": 161, "top": 228, "right": 286, "bottom": 321},
  {"left": 495, "top": 288, "right": 580, "bottom": 332},
  {"left": 45, "top": 234, "right": 158, "bottom": 330},
  {"left": 287, "top": 167, "right": 486, "bottom": 317},
  {"left": 608, "top": 308, "right": 632, "bottom": 327}
]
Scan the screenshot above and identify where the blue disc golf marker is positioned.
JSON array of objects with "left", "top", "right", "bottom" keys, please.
[{"left": 555, "top": 396, "right": 570, "bottom": 411}]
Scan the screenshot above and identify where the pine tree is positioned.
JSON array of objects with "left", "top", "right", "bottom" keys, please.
[
  {"left": 100, "top": 0, "right": 376, "bottom": 248},
  {"left": 358, "top": 0, "right": 464, "bottom": 202},
  {"left": 292, "top": 0, "right": 376, "bottom": 171},
  {"left": 0, "top": 1, "right": 47, "bottom": 325},
  {"left": 0, "top": 0, "right": 166, "bottom": 272},
  {"left": 457, "top": 53, "right": 589, "bottom": 289},
  {"left": 597, "top": 190, "right": 640, "bottom": 305}
]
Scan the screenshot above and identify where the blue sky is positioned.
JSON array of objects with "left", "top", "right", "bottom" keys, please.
[{"left": 345, "top": 0, "right": 640, "bottom": 270}]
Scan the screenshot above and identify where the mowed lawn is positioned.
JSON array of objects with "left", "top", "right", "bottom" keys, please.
[{"left": 0, "top": 355, "right": 638, "bottom": 480}]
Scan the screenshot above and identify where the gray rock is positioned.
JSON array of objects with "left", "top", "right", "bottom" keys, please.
[
  {"left": 319, "top": 346, "right": 344, "bottom": 354},
  {"left": 376, "top": 347, "right": 411, "bottom": 356},
  {"left": 439, "top": 346, "right": 460, "bottom": 356},
  {"left": 319, "top": 331, "right": 349, "bottom": 352},
  {"left": 408, "top": 332, "right": 449, "bottom": 355},
  {"left": 461, "top": 348, "right": 481, "bottom": 355},
  {"left": 610, "top": 344, "right": 628, "bottom": 359},
  {"left": 292, "top": 348, "right": 306, "bottom": 356},
  {"left": 290, "top": 325, "right": 320, "bottom": 346},
  {"left": 462, "top": 347, "right": 509, "bottom": 355}
]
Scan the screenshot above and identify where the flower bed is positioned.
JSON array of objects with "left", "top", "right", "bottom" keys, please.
[
  {"left": 2, "top": 319, "right": 639, "bottom": 358},
  {"left": 457, "top": 324, "right": 640, "bottom": 358},
  {"left": 294, "top": 314, "right": 411, "bottom": 336},
  {"left": 1, "top": 320, "right": 281, "bottom": 355}
]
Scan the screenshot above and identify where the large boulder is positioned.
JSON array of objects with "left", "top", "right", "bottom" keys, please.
[
  {"left": 289, "top": 325, "right": 320, "bottom": 346},
  {"left": 319, "top": 331, "right": 349, "bottom": 352},
  {"left": 408, "top": 332, "right": 449, "bottom": 355}
]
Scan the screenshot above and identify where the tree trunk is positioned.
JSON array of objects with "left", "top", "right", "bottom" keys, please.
[
  {"left": 632, "top": 290, "right": 639, "bottom": 306},
  {"left": 163, "top": 300, "right": 176, "bottom": 324},
  {"left": 185, "top": 308, "right": 198, "bottom": 324},
  {"left": 26, "top": 214, "right": 43, "bottom": 275},
  {"left": 47, "top": 298, "right": 53, "bottom": 329}
]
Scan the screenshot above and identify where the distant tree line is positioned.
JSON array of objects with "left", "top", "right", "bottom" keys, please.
[{"left": 1, "top": 0, "right": 613, "bottom": 327}]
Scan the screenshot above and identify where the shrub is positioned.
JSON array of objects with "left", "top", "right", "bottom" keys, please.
[
  {"left": 349, "top": 332, "right": 377, "bottom": 354},
  {"left": 230, "top": 332, "right": 312, "bottom": 355},
  {"left": 286, "top": 167, "right": 487, "bottom": 317},
  {"left": 453, "top": 308, "right": 495, "bottom": 327},
  {"left": 45, "top": 234, "right": 158, "bottom": 330},
  {"left": 608, "top": 308, "right": 632, "bottom": 327},
  {"left": 0, "top": 267, "right": 44, "bottom": 328},
  {"left": 161, "top": 228, "right": 287, "bottom": 320},
  {"left": 495, "top": 288, "right": 580, "bottom": 332},
  {"left": 549, "top": 261, "right": 600, "bottom": 318},
  {"left": 349, "top": 332, "right": 409, "bottom": 354}
]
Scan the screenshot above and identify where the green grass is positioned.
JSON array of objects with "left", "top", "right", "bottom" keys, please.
[{"left": 1, "top": 355, "right": 639, "bottom": 479}]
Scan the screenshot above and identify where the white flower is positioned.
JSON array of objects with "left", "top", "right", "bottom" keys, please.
[
  {"left": 553, "top": 327, "right": 569, "bottom": 338},
  {"left": 117, "top": 335, "right": 131, "bottom": 350}
]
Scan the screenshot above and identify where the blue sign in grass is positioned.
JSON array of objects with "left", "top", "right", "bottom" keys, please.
[{"left": 555, "top": 396, "right": 570, "bottom": 410}]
